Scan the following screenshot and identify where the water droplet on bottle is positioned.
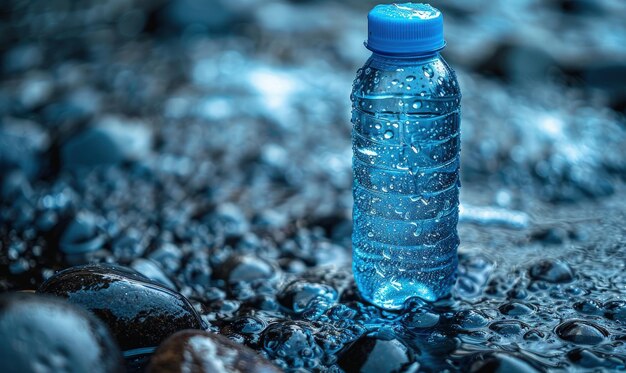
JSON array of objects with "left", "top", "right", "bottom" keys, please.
[
  {"left": 412, "top": 101, "right": 422, "bottom": 109},
  {"left": 422, "top": 66, "right": 433, "bottom": 78},
  {"left": 406, "top": 75, "right": 415, "bottom": 82},
  {"left": 410, "top": 222, "right": 423, "bottom": 237},
  {"left": 391, "top": 79, "right": 399, "bottom": 85},
  {"left": 384, "top": 130, "right": 394, "bottom": 139}
]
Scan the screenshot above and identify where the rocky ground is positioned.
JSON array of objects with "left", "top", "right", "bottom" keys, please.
[{"left": 1, "top": 0, "right": 625, "bottom": 372}]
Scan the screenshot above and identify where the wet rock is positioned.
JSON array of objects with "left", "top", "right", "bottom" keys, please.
[
  {"left": 603, "top": 300, "right": 626, "bottom": 322},
  {"left": 111, "top": 228, "right": 147, "bottom": 261},
  {"left": 401, "top": 306, "right": 440, "bottom": 329},
  {"left": 220, "top": 316, "right": 267, "bottom": 345},
  {"left": 160, "top": 0, "right": 250, "bottom": 32},
  {"left": 214, "top": 255, "right": 275, "bottom": 284},
  {"left": 125, "top": 348, "right": 156, "bottom": 373},
  {"left": 573, "top": 299, "right": 604, "bottom": 315},
  {"left": 489, "top": 320, "right": 531, "bottom": 337},
  {"left": 555, "top": 320, "right": 609, "bottom": 345},
  {"left": 498, "top": 302, "right": 536, "bottom": 316},
  {"left": 0, "top": 293, "right": 124, "bottom": 373},
  {"left": 529, "top": 259, "right": 574, "bottom": 283},
  {"left": 131, "top": 258, "right": 177, "bottom": 290},
  {"left": 61, "top": 115, "right": 153, "bottom": 169},
  {"left": 42, "top": 88, "right": 103, "bottom": 127},
  {"left": 567, "top": 348, "right": 625, "bottom": 369},
  {"left": 0, "top": 118, "right": 49, "bottom": 178},
  {"left": 555, "top": 0, "right": 606, "bottom": 15},
  {"left": 277, "top": 280, "right": 337, "bottom": 314},
  {"left": 477, "top": 43, "right": 558, "bottom": 83},
  {"left": 3, "top": 44, "right": 43, "bottom": 73},
  {"left": 1, "top": 170, "right": 33, "bottom": 201},
  {"left": 147, "top": 330, "right": 280, "bottom": 373},
  {"left": 529, "top": 226, "right": 569, "bottom": 245},
  {"left": 19, "top": 72, "right": 54, "bottom": 109},
  {"left": 208, "top": 203, "right": 249, "bottom": 238},
  {"left": 523, "top": 329, "right": 546, "bottom": 341},
  {"left": 466, "top": 352, "right": 541, "bottom": 373},
  {"left": 455, "top": 309, "right": 491, "bottom": 329},
  {"left": 261, "top": 321, "right": 323, "bottom": 369},
  {"left": 148, "top": 242, "right": 182, "bottom": 273},
  {"left": 337, "top": 336, "right": 418, "bottom": 373},
  {"left": 59, "top": 211, "right": 106, "bottom": 256},
  {"left": 182, "top": 250, "right": 212, "bottom": 286},
  {"left": 37, "top": 264, "right": 203, "bottom": 351}
]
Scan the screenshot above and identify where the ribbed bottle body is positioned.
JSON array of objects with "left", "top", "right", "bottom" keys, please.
[{"left": 351, "top": 52, "right": 461, "bottom": 309}]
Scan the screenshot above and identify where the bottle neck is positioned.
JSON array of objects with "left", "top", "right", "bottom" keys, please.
[{"left": 370, "top": 50, "right": 440, "bottom": 62}]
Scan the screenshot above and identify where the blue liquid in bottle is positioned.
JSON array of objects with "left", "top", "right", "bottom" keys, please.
[{"left": 352, "top": 3, "right": 461, "bottom": 309}]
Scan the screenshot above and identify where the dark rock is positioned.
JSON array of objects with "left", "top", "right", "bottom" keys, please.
[
  {"left": 221, "top": 316, "right": 267, "bottom": 344},
  {"left": 1, "top": 170, "right": 33, "bottom": 201},
  {"left": 529, "top": 259, "right": 574, "bottom": 283},
  {"left": 555, "top": 0, "right": 606, "bottom": 15},
  {"left": 261, "top": 321, "right": 323, "bottom": 369},
  {"left": 182, "top": 250, "right": 212, "bottom": 286},
  {"left": 3, "top": 44, "right": 43, "bottom": 73},
  {"left": 567, "top": 348, "right": 625, "bottom": 369},
  {"left": 148, "top": 243, "right": 182, "bottom": 273},
  {"left": 61, "top": 116, "right": 152, "bottom": 169},
  {"left": 523, "top": 329, "right": 546, "bottom": 341},
  {"left": 214, "top": 255, "right": 275, "bottom": 284},
  {"left": 131, "top": 258, "right": 177, "bottom": 290},
  {"left": 529, "top": 227, "right": 569, "bottom": 245},
  {"left": 573, "top": 299, "right": 604, "bottom": 315},
  {"left": 489, "top": 320, "right": 531, "bottom": 337},
  {"left": 476, "top": 43, "right": 558, "bottom": 83},
  {"left": 111, "top": 228, "right": 147, "bottom": 261},
  {"left": 37, "top": 264, "right": 204, "bottom": 351},
  {"left": 208, "top": 203, "right": 249, "bottom": 238},
  {"left": 401, "top": 308, "right": 440, "bottom": 329},
  {"left": 498, "top": 302, "right": 536, "bottom": 316},
  {"left": 337, "top": 335, "right": 418, "bottom": 373},
  {"left": 124, "top": 348, "right": 157, "bottom": 373},
  {"left": 18, "top": 72, "right": 54, "bottom": 109},
  {"left": 455, "top": 309, "right": 491, "bottom": 329},
  {"left": 555, "top": 320, "right": 609, "bottom": 345},
  {"left": 0, "top": 118, "right": 49, "bottom": 178},
  {"left": 147, "top": 329, "right": 280, "bottom": 373},
  {"left": 277, "top": 280, "right": 337, "bottom": 314},
  {"left": 603, "top": 300, "right": 626, "bottom": 322},
  {"left": 59, "top": 211, "right": 106, "bottom": 255},
  {"left": 0, "top": 293, "right": 124, "bottom": 373},
  {"left": 467, "top": 352, "right": 541, "bottom": 373}
]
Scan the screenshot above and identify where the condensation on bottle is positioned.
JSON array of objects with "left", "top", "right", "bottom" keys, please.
[{"left": 351, "top": 3, "right": 461, "bottom": 309}]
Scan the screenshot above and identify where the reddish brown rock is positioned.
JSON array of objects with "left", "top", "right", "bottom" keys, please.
[{"left": 148, "top": 330, "right": 280, "bottom": 373}]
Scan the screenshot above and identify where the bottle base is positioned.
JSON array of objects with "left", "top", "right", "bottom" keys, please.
[{"left": 353, "top": 261, "right": 457, "bottom": 310}]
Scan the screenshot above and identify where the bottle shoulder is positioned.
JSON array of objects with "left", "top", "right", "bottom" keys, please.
[{"left": 352, "top": 53, "right": 460, "bottom": 99}]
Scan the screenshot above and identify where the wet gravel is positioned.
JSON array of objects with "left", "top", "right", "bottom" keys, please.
[{"left": 1, "top": 0, "right": 625, "bottom": 372}]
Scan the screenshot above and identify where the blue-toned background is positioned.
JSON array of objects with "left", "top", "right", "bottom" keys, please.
[{"left": 1, "top": 0, "right": 625, "bottom": 371}]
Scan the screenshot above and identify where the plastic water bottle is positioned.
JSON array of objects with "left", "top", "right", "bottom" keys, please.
[{"left": 351, "top": 3, "right": 461, "bottom": 309}]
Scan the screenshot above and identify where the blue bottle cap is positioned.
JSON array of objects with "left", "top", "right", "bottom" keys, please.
[{"left": 366, "top": 3, "right": 445, "bottom": 56}]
